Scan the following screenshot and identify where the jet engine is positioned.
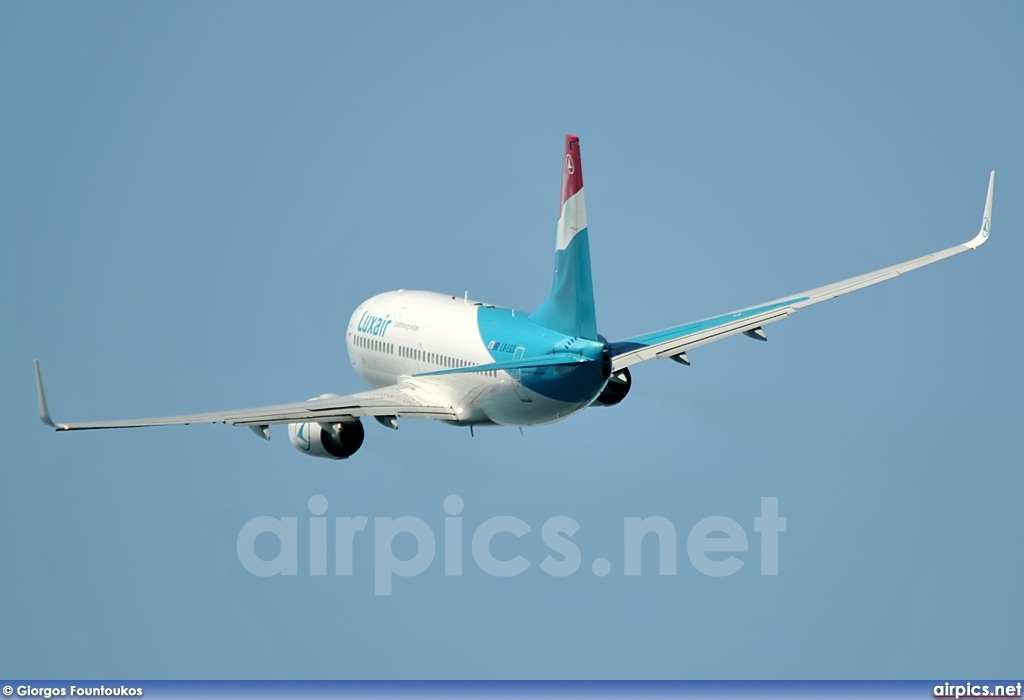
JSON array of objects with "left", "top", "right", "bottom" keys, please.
[
  {"left": 592, "top": 367, "right": 631, "bottom": 407},
  {"left": 287, "top": 394, "right": 365, "bottom": 459}
]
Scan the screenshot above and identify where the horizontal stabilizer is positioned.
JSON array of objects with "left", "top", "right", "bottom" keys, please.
[{"left": 414, "top": 352, "right": 594, "bottom": 378}]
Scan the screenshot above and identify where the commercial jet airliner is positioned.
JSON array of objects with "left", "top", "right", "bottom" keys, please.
[{"left": 35, "top": 136, "right": 995, "bottom": 459}]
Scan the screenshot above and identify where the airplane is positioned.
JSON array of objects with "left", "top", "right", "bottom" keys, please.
[{"left": 34, "top": 135, "right": 995, "bottom": 459}]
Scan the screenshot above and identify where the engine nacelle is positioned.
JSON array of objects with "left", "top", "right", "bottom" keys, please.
[
  {"left": 288, "top": 394, "right": 365, "bottom": 459},
  {"left": 592, "top": 367, "right": 631, "bottom": 407},
  {"left": 289, "top": 419, "right": 365, "bottom": 459}
]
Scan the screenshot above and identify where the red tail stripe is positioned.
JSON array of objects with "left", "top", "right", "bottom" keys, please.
[{"left": 560, "top": 134, "right": 584, "bottom": 208}]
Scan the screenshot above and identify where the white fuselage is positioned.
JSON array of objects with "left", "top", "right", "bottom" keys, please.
[{"left": 345, "top": 290, "right": 606, "bottom": 427}]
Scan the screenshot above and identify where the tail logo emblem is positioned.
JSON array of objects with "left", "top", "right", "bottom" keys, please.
[
  {"left": 565, "top": 154, "right": 575, "bottom": 174},
  {"left": 982, "top": 217, "right": 990, "bottom": 237}
]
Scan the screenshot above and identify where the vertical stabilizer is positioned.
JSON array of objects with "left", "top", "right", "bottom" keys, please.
[{"left": 530, "top": 135, "right": 599, "bottom": 340}]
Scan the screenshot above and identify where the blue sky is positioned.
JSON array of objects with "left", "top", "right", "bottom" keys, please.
[{"left": 2, "top": 1, "right": 1022, "bottom": 679}]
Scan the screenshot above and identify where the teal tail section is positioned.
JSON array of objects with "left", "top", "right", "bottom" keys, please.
[{"left": 530, "top": 135, "right": 599, "bottom": 340}]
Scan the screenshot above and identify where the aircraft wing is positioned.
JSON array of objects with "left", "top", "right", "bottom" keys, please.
[
  {"left": 35, "top": 360, "right": 457, "bottom": 433},
  {"left": 609, "top": 171, "right": 994, "bottom": 372}
]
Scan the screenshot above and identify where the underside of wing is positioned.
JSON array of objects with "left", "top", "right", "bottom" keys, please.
[
  {"left": 610, "top": 171, "right": 994, "bottom": 371},
  {"left": 35, "top": 360, "right": 456, "bottom": 432}
]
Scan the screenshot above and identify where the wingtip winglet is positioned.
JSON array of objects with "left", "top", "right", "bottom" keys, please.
[
  {"left": 965, "top": 170, "right": 994, "bottom": 250},
  {"left": 34, "top": 359, "right": 58, "bottom": 429}
]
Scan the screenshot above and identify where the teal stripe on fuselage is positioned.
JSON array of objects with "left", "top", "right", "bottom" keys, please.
[
  {"left": 414, "top": 352, "right": 591, "bottom": 378},
  {"left": 476, "top": 305, "right": 607, "bottom": 403}
]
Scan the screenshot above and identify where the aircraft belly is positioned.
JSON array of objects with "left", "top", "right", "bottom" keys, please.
[{"left": 478, "top": 383, "right": 587, "bottom": 426}]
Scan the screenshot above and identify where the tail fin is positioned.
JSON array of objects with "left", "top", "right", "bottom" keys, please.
[{"left": 529, "top": 134, "right": 599, "bottom": 340}]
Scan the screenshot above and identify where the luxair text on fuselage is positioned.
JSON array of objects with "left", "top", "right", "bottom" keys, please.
[{"left": 357, "top": 311, "right": 392, "bottom": 337}]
